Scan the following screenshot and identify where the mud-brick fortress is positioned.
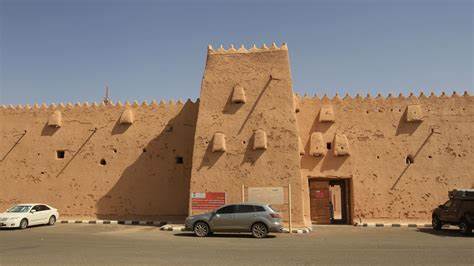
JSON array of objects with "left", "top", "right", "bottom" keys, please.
[{"left": 0, "top": 43, "right": 472, "bottom": 227}]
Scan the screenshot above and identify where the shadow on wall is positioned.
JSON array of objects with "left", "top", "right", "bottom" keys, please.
[
  {"left": 111, "top": 120, "right": 132, "bottom": 135},
  {"left": 395, "top": 109, "right": 422, "bottom": 136},
  {"left": 309, "top": 111, "right": 333, "bottom": 134},
  {"left": 41, "top": 123, "right": 60, "bottom": 136},
  {"left": 96, "top": 101, "right": 198, "bottom": 222},
  {"left": 222, "top": 90, "right": 244, "bottom": 114},
  {"left": 241, "top": 133, "right": 265, "bottom": 165},
  {"left": 197, "top": 137, "right": 224, "bottom": 170},
  {"left": 301, "top": 151, "right": 349, "bottom": 171}
]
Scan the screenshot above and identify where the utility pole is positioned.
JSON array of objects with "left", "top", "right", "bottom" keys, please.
[{"left": 103, "top": 84, "right": 111, "bottom": 105}]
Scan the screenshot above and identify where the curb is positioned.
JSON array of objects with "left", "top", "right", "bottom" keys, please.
[
  {"left": 59, "top": 220, "right": 167, "bottom": 226},
  {"left": 160, "top": 225, "right": 187, "bottom": 231},
  {"left": 355, "top": 223, "right": 432, "bottom": 228},
  {"left": 282, "top": 227, "right": 312, "bottom": 234}
]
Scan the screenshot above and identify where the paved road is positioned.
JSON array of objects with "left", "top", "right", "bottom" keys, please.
[{"left": 0, "top": 224, "right": 472, "bottom": 265}]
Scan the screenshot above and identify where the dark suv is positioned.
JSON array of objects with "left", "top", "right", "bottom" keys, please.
[{"left": 432, "top": 189, "right": 474, "bottom": 235}]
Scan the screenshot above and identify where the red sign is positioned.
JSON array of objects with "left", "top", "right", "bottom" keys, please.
[{"left": 191, "top": 192, "right": 226, "bottom": 210}]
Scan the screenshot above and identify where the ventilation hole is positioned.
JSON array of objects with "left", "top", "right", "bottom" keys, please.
[
  {"left": 406, "top": 155, "right": 414, "bottom": 165},
  {"left": 175, "top": 157, "right": 184, "bottom": 164},
  {"left": 390, "top": 109, "right": 393, "bottom": 112},
  {"left": 366, "top": 110, "right": 369, "bottom": 114},
  {"left": 428, "top": 155, "right": 432, "bottom": 159},
  {"left": 56, "top": 150, "right": 65, "bottom": 159},
  {"left": 113, "top": 148, "right": 117, "bottom": 153},
  {"left": 41, "top": 171, "right": 45, "bottom": 175},
  {"left": 376, "top": 155, "right": 380, "bottom": 159},
  {"left": 242, "top": 140, "right": 246, "bottom": 144},
  {"left": 100, "top": 159, "right": 107, "bottom": 166},
  {"left": 143, "top": 148, "right": 147, "bottom": 153},
  {"left": 326, "top": 142, "right": 332, "bottom": 150}
]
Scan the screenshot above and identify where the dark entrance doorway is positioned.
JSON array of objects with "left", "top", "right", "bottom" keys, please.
[{"left": 309, "top": 178, "right": 352, "bottom": 224}]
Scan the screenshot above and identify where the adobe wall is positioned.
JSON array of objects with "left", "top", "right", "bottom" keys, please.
[
  {"left": 296, "top": 92, "right": 474, "bottom": 223},
  {"left": 0, "top": 100, "right": 198, "bottom": 221},
  {"left": 189, "top": 44, "right": 310, "bottom": 227},
  {"left": 1, "top": 43, "right": 472, "bottom": 226}
]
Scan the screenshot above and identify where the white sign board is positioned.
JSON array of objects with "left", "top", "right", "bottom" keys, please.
[{"left": 247, "top": 187, "right": 284, "bottom": 205}]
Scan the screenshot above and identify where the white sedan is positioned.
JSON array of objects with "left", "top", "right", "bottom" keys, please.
[{"left": 0, "top": 204, "right": 59, "bottom": 229}]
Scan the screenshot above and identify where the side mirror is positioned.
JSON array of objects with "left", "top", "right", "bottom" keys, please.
[{"left": 30, "top": 209, "right": 36, "bottom": 214}]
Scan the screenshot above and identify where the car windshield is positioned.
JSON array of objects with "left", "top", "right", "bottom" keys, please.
[{"left": 7, "top": 205, "right": 31, "bottom": 213}]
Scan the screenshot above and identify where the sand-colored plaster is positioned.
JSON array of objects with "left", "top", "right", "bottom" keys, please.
[
  {"left": 297, "top": 94, "right": 474, "bottom": 223},
  {"left": 189, "top": 45, "right": 310, "bottom": 227},
  {"left": 0, "top": 101, "right": 198, "bottom": 221},
  {"left": 0, "top": 44, "right": 472, "bottom": 226}
]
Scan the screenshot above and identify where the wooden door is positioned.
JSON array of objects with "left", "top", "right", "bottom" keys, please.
[{"left": 309, "top": 180, "right": 331, "bottom": 224}]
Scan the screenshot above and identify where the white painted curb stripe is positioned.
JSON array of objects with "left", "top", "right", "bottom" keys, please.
[
  {"left": 356, "top": 223, "right": 433, "bottom": 228},
  {"left": 59, "top": 220, "right": 166, "bottom": 226}
]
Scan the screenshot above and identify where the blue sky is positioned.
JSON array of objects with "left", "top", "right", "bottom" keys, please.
[{"left": 0, "top": 0, "right": 472, "bottom": 105}]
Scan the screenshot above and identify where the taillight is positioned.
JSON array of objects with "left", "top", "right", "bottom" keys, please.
[{"left": 270, "top": 213, "right": 281, "bottom": 219}]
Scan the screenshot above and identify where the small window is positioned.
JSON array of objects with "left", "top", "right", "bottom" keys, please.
[
  {"left": 39, "top": 205, "right": 50, "bottom": 211},
  {"left": 175, "top": 157, "right": 184, "bottom": 164},
  {"left": 100, "top": 159, "right": 107, "bottom": 165},
  {"left": 406, "top": 155, "right": 414, "bottom": 165},
  {"left": 253, "top": 205, "right": 265, "bottom": 212},
  {"left": 216, "top": 205, "right": 236, "bottom": 214},
  {"left": 236, "top": 205, "right": 254, "bottom": 213},
  {"left": 326, "top": 142, "right": 332, "bottom": 150},
  {"left": 56, "top": 150, "right": 65, "bottom": 159}
]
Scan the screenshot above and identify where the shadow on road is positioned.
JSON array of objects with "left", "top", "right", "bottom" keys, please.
[
  {"left": 416, "top": 228, "right": 473, "bottom": 238},
  {"left": 0, "top": 224, "right": 51, "bottom": 231},
  {"left": 174, "top": 232, "right": 276, "bottom": 239}
]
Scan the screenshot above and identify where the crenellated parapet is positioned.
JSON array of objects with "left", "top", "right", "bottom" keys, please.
[
  {"left": 295, "top": 90, "right": 471, "bottom": 104},
  {"left": 207, "top": 42, "right": 288, "bottom": 55},
  {"left": 0, "top": 98, "right": 199, "bottom": 113}
]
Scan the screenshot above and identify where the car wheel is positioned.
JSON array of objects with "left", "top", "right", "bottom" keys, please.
[
  {"left": 251, "top": 222, "right": 268, "bottom": 238},
  {"left": 193, "top": 222, "right": 210, "bottom": 237},
  {"left": 459, "top": 219, "right": 472, "bottom": 235},
  {"left": 432, "top": 215, "right": 442, "bottom": 231},
  {"left": 19, "top": 219, "right": 28, "bottom": 229},
  {"left": 48, "top": 216, "right": 56, "bottom": 226}
]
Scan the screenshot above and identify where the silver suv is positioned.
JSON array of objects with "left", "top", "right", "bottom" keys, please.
[{"left": 185, "top": 203, "right": 283, "bottom": 238}]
